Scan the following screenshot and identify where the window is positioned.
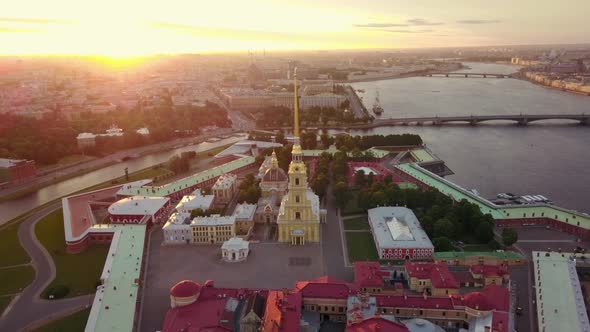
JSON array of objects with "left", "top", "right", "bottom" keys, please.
[
  {"left": 295, "top": 178, "right": 300, "bottom": 185},
  {"left": 295, "top": 212, "right": 301, "bottom": 220},
  {"left": 296, "top": 195, "right": 300, "bottom": 203}
]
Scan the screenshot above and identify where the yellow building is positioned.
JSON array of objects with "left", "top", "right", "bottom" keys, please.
[
  {"left": 191, "top": 215, "right": 236, "bottom": 244},
  {"left": 277, "top": 67, "right": 325, "bottom": 245}
]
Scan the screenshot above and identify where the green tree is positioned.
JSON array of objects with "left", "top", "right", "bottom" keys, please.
[
  {"left": 475, "top": 221, "right": 494, "bottom": 243},
  {"left": 432, "top": 237, "right": 453, "bottom": 251},
  {"left": 502, "top": 227, "right": 518, "bottom": 247},
  {"left": 354, "top": 170, "right": 366, "bottom": 187},
  {"left": 433, "top": 218, "right": 455, "bottom": 239},
  {"left": 334, "top": 181, "right": 351, "bottom": 209}
]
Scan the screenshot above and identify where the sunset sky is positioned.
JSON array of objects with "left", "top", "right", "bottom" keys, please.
[{"left": 1, "top": 0, "right": 589, "bottom": 56}]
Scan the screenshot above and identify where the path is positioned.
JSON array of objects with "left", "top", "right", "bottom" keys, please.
[{"left": 0, "top": 203, "right": 94, "bottom": 331}]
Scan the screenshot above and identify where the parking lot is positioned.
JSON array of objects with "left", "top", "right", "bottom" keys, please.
[{"left": 139, "top": 228, "right": 325, "bottom": 332}]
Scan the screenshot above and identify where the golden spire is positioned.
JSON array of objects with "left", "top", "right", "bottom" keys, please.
[
  {"left": 270, "top": 150, "right": 279, "bottom": 169},
  {"left": 293, "top": 66, "right": 299, "bottom": 139}
]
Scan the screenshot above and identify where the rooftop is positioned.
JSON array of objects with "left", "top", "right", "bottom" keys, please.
[
  {"left": 215, "top": 140, "right": 283, "bottom": 159},
  {"left": 191, "top": 214, "right": 236, "bottom": 227},
  {"left": 405, "top": 262, "right": 459, "bottom": 289},
  {"left": 353, "top": 166, "right": 380, "bottom": 176},
  {"left": 354, "top": 262, "right": 389, "bottom": 289},
  {"left": 296, "top": 276, "right": 357, "bottom": 300},
  {"left": 261, "top": 290, "right": 301, "bottom": 332},
  {"left": 533, "top": 251, "right": 590, "bottom": 332},
  {"left": 232, "top": 203, "right": 257, "bottom": 221},
  {"left": 222, "top": 237, "right": 249, "bottom": 251},
  {"left": 368, "top": 207, "right": 433, "bottom": 250},
  {"left": 117, "top": 156, "right": 255, "bottom": 197},
  {"left": 107, "top": 196, "right": 169, "bottom": 216},
  {"left": 212, "top": 173, "right": 237, "bottom": 190},
  {"left": 346, "top": 317, "right": 409, "bottom": 332},
  {"left": 85, "top": 225, "right": 146, "bottom": 332},
  {"left": 175, "top": 193, "right": 214, "bottom": 212}
]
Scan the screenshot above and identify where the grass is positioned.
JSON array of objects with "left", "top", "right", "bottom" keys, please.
[
  {"left": 35, "top": 209, "right": 108, "bottom": 298},
  {"left": 0, "top": 295, "right": 13, "bottom": 316},
  {"left": 345, "top": 232, "right": 379, "bottom": 262},
  {"left": 0, "top": 265, "right": 35, "bottom": 295},
  {"left": 463, "top": 244, "right": 494, "bottom": 252},
  {"left": 343, "top": 217, "right": 370, "bottom": 230},
  {"left": 33, "top": 308, "right": 91, "bottom": 332},
  {"left": 342, "top": 190, "right": 364, "bottom": 216},
  {"left": 0, "top": 221, "right": 30, "bottom": 266}
]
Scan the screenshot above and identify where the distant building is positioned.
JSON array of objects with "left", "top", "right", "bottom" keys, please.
[
  {"left": 221, "top": 237, "right": 250, "bottom": 262},
  {"left": 367, "top": 207, "right": 434, "bottom": 260},
  {"left": 175, "top": 192, "right": 215, "bottom": 214},
  {"left": 0, "top": 158, "right": 36, "bottom": 185},
  {"left": 108, "top": 195, "right": 170, "bottom": 225},
  {"left": 404, "top": 262, "right": 460, "bottom": 296},
  {"left": 76, "top": 132, "right": 97, "bottom": 148},
  {"left": 212, "top": 173, "right": 238, "bottom": 205},
  {"left": 162, "top": 212, "right": 192, "bottom": 245},
  {"left": 136, "top": 127, "right": 150, "bottom": 136}
]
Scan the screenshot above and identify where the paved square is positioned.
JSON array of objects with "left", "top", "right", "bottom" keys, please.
[{"left": 140, "top": 228, "right": 325, "bottom": 331}]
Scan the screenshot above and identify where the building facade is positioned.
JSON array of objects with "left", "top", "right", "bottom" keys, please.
[
  {"left": 212, "top": 173, "right": 238, "bottom": 205},
  {"left": 191, "top": 215, "right": 236, "bottom": 244}
]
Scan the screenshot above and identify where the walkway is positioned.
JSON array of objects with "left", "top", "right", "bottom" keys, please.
[{"left": 0, "top": 203, "right": 94, "bottom": 331}]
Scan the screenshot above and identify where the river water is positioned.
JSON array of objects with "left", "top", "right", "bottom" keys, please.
[
  {"left": 350, "top": 63, "right": 590, "bottom": 213},
  {"left": 0, "top": 136, "right": 245, "bottom": 224}
]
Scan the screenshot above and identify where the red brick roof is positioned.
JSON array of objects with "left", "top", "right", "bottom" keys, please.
[
  {"left": 345, "top": 317, "right": 409, "bottom": 332},
  {"left": 482, "top": 284, "right": 510, "bottom": 311},
  {"left": 462, "top": 292, "right": 493, "bottom": 311},
  {"left": 295, "top": 276, "right": 358, "bottom": 299},
  {"left": 375, "top": 294, "right": 456, "bottom": 310},
  {"left": 170, "top": 280, "right": 201, "bottom": 298},
  {"left": 261, "top": 290, "right": 301, "bottom": 332},
  {"left": 470, "top": 265, "right": 509, "bottom": 278},
  {"left": 404, "top": 262, "right": 459, "bottom": 289},
  {"left": 354, "top": 262, "right": 387, "bottom": 288},
  {"left": 492, "top": 311, "right": 509, "bottom": 332}
]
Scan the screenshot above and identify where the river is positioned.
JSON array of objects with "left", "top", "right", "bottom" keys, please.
[
  {"left": 349, "top": 62, "right": 590, "bottom": 213},
  {"left": 0, "top": 136, "right": 245, "bottom": 224}
]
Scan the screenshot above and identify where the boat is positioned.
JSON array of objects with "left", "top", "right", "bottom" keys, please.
[{"left": 372, "top": 90, "right": 384, "bottom": 115}]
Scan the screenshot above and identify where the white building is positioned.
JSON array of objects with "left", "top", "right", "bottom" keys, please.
[
  {"left": 221, "top": 237, "right": 250, "bottom": 262},
  {"left": 367, "top": 207, "right": 434, "bottom": 260},
  {"left": 191, "top": 214, "right": 236, "bottom": 244},
  {"left": 108, "top": 196, "right": 170, "bottom": 225},
  {"left": 162, "top": 212, "right": 192, "bottom": 245},
  {"left": 212, "top": 173, "right": 238, "bottom": 205},
  {"left": 175, "top": 193, "right": 215, "bottom": 214},
  {"left": 136, "top": 127, "right": 150, "bottom": 136}
]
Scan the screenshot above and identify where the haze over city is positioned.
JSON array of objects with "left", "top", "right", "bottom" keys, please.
[{"left": 1, "top": 0, "right": 590, "bottom": 56}]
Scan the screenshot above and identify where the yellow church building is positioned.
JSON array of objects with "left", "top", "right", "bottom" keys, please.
[{"left": 277, "top": 67, "right": 326, "bottom": 245}]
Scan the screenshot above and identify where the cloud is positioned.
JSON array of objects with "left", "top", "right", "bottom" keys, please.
[
  {"left": 0, "top": 17, "right": 73, "bottom": 24},
  {"left": 0, "top": 26, "right": 41, "bottom": 33},
  {"left": 375, "top": 29, "right": 433, "bottom": 34},
  {"left": 456, "top": 19, "right": 501, "bottom": 24},
  {"left": 354, "top": 18, "right": 443, "bottom": 28}
]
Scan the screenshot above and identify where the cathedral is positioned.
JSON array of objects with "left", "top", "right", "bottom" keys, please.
[{"left": 275, "top": 68, "right": 326, "bottom": 245}]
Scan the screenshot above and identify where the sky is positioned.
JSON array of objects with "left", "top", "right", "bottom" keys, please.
[{"left": 0, "top": 0, "right": 589, "bottom": 56}]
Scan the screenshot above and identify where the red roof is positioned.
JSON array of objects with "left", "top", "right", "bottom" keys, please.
[
  {"left": 452, "top": 271, "right": 477, "bottom": 284},
  {"left": 482, "top": 284, "right": 510, "bottom": 311},
  {"left": 462, "top": 292, "right": 493, "bottom": 311},
  {"left": 170, "top": 280, "right": 201, "bottom": 298},
  {"left": 492, "top": 311, "right": 509, "bottom": 332},
  {"left": 354, "top": 262, "right": 387, "bottom": 288},
  {"left": 261, "top": 290, "right": 301, "bottom": 332},
  {"left": 346, "top": 317, "right": 409, "bottom": 332},
  {"left": 404, "top": 262, "right": 459, "bottom": 289},
  {"left": 296, "top": 276, "right": 358, "bottom": 299},
  {"left": 470, "top": 265, "right": 508, "bottom": 278}
]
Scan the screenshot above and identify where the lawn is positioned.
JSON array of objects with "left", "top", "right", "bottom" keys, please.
[
  {"left": 343, "top": 217, "right": 370, "bottom": 230},
  {"left": 0, "top": 295, "right": 13, "bottom": 316},
  {"left": 342, "top": 190, "right": 364, "bottom": 216},
  {"left": 0, "top": 221, "right": 30, "bottom": 266},
  {"left": 33, "top": 308, "right": 91, "bottom": 332},
  {"left": 35, "top": 209, "right": 108, "bottom": 298},
  {"left": 345, "top": 232, "right": 379, "bottom": 262},
  {"left": 0, "top": 265, "right": 35, "bottom": 295},
  {"left": 463, "top": 244, "right": 493, "bottom": 252}
]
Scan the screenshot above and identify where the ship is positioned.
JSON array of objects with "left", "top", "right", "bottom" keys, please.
[{"left": 372, "top": 90, "right": 384, "bottom": 115}]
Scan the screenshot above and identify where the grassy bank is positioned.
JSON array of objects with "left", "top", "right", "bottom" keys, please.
[
  {"left": 343, "top": 217, "right": 370, "bottom": 230},
  {"left": 33, "top": 308, "right": 91, "bottom": 332},
  {"left": 345, "top": 232, "right": 379, "bottom": 262}
]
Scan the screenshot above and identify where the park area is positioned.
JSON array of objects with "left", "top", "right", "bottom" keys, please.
[{"left": 35, "top": 209, "right": 109, "bottom": 298}]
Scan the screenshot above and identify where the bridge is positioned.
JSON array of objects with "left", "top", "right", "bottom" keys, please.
[
  {"left": 366, "top": 114, "right": 590, "bottom": 127},
  {"left": 423, "top": 72, "right": 512, "bottom": 78}
]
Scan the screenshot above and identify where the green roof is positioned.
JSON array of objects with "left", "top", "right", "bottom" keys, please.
[
  {"left": 534, "top": 251, "right": 590, "bottom": 332},
  {"left": 397, "top": 163, "right": 590, "bottom": 230},
  {"left": 85, "top": 225, "right": 147, "bottom": 332},
  {"left": 434, "top": 251, "right": 524, "bottom": 260},
  {"left": 118, "top": 156, "right": 255, "bottom": 197},
  {"left": 410, "top": 148, "right": 436, "bottom": 162}
]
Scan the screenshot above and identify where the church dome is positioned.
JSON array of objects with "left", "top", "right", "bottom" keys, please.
[{"left": 262, "top": 167, "right": 288, "bottom": 182}]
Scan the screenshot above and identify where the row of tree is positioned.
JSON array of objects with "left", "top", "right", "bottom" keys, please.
[
  {"left": 237, "top": 173, "right": 262, "bottom": 204},
  {"left": 335, "top": 134, "right": 422, "bottom": 151}
]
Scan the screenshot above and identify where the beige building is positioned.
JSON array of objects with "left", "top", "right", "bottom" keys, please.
[
  {"left": 191, "top": 215, "right": 236, "bottom": 244},
  {"left": 212, "top": 173, "right": 238, "bottom": 205},
  {"left": 277, "top": 68, "right": 326, "bottom": 245},
  {"left": 232, "top": 203, "right": 257, "bottom": 235}
]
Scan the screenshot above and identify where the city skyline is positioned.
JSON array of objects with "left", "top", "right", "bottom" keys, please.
[{"left": 1, "top": 0, "right": 589, "bottom": 57}]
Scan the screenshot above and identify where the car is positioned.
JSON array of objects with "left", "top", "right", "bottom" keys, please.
[{"left": 516, "top": 306, "right": 523, "bottom": 316}]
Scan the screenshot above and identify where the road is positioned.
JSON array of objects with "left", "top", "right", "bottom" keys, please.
[
  {"left": 344, "top": 85, "right": 367, "bottom": 119},
  {"left": 321, "top": 173, "right": 354, "bottom": 282},
  {"left": 0, "top": 203, "right": 94, "bottom": 332}
]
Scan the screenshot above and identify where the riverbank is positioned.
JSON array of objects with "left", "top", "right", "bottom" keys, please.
[
  {"left": 343, "top": 63, "right": 465, "bottom": 83},
  {"left": 515, "top": 72, "right": 590, "bottom": 97},
  {"left": 0, "top": 128, "right": 241, "bottom": 203}
]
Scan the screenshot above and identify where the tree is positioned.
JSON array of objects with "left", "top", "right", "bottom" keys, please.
[
  {"left": 275, "top": 131, "right": 286, "bottom": 145},
  {"left": 334, "top": 181, "right": 351, "bottom": 209},
  {"left": 320, "top": 133, "right": 333, "bottom": 148},
  {"left": 432, "top": 237, "right": 453, "bottom": 251},
  {"left": 475, "top": 221, "right": 494, "bottom": 243},
  {"left": 433, "top": 218, "right": 455, "bottom": 239},
  {"left": 367, "top": 172, "right": 374, "bottom": 187},
  {"left": 502, "top": 227, "right": 518, "bottom": 247},
  {"left": 354, "top": 170, "right": 366, "bottom": 187}
]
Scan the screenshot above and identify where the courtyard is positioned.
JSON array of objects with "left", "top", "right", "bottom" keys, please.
[{"left": 139, "top": 228, "right": 326, "bottom": 331}]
